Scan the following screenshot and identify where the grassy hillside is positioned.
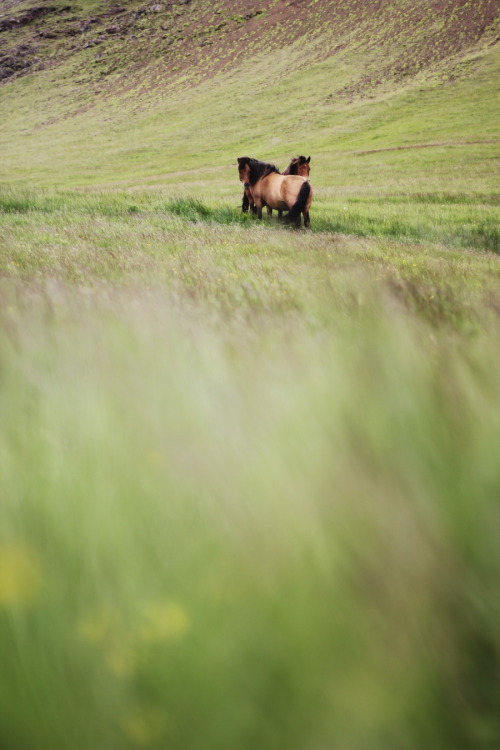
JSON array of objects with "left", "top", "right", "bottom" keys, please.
[
  {"left": 1, "top": 1, "right": 500, "bottom": 749},
  {"left": 1, "top": 0, "right": 499, "bottom": 189},
  {"left": 1, "top": 0, "right": 499, "bottom": 250}
]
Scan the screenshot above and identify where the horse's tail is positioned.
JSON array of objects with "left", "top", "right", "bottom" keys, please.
[{"left": 285, "top": 180, "right": 311, "bottom": 224}]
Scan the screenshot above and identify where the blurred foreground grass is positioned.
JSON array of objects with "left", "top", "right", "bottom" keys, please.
[{"left": 1, "top": 193, "right": 500, "bottom": 749}]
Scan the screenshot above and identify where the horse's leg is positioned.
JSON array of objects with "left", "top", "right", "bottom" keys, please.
[
  {"left": 242, "top": 189, "right": 249, "bottom": 213},
  {"left": 266, "top": 206, "right": 273, "bottom": 219},
  {"left": 303, "top": 210, "right": 310, "bottom": 229},
  {"left": 255, "top": 198, "right": 263, "bottom": 221},
  {"left": 244, "top": 184, "right": 257, "bottom": 215},
  {"left": 295, "top": 214, "right": 301, "bottom": 230},
  {"left": 278, "top": 209, "right": 283, "bottom": 221}
]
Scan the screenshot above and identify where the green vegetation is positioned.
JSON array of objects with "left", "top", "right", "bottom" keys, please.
[
  {"left": 2, "top": 188, "right": 500, "bottom": 749},
  {"left": 0, "top": 1, "right": 499, "bottom": 748}
]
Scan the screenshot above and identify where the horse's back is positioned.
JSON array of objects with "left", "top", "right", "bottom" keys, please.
[
  {"left": 258, "top": 172, "right": 288, "bottom": 210},
  {"left": 281, "top": 175, "right": 310, "bottom": 209},
  {"left": 254, "top": 172, "right": 312, "bottom": 215}
]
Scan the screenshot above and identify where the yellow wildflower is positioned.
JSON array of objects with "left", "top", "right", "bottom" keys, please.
[
  {"left": 78, "top": 607, "right": 115, "bottom": 645},
  {"left": 138, "top": 600, "right": 190, "bottom": 643},
  {"left": 78, "top": 607, "right": 137, "bottom": 677},
  {"left": 121, "top": 706, "right": 166, "bottom": 746},
  {"left": 104, "top": 640, "right": 137, "bottom": 677},
  {"left": 0, "top": 543, "right": 42, "bottom": 606}
]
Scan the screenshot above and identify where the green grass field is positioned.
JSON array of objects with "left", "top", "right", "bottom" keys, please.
[{"left": 1, "top": 1, "right": 500, "bottom": 748}]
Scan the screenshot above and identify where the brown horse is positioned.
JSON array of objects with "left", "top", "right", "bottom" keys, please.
[
  {"left": 278, "top": 155, "right": 311, "bottom": 220},
  {"left": 241, "top": 155, "right": 311, "bottom": 215},
  {"left": 283, "top": 155, "right": 311, "bottom": 177},
  {"left": 238, "top": 156, "right": 312, "bottom": 229}
]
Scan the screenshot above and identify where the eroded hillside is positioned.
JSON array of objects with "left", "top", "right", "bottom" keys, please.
[{"left": 1, "top": 0, "right": 499, "bottom": 101}]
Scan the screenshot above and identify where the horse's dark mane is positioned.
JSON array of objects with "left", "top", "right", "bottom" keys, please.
[{"left": 238, "top": 157, "right": 280, "bottom": 185}]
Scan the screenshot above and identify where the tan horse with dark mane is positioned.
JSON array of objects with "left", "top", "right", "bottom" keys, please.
[
  {"left": 278, "top": 155, "right": 311, "bottom": 220},
  {"left": 283, "top": 155, "right": 311, "bottom": 177},
  {"left": 238, "top": 156, "right": 313, "bottom": 229},
  {"left": 241, "top": 155, "right": 311, "bottom": 216}
]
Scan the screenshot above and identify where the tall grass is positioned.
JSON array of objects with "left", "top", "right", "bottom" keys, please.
[
  {"left": 1, "top": 284, "right": 500, "bottom": 750},
  {"left": 1, "top": 191, "right": 500, "bottom": 748},
  {"left": 1, "top": 187, "right": 498, "bottom": 253}
]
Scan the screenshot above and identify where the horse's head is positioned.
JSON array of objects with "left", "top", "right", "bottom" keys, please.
[
  {"left": 297, "top": 155, "right": 311, "bottom": 178},
  {"left": 237, "top": 157, "right": 251, "bottom": 185},
  {"left": 284, "top": 155, "right": 311, "bottom": 177},
  {"left": 238, "top": 157, "right": 280, "bottom": 185}
]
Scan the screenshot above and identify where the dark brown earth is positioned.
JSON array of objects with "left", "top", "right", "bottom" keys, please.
[{"left": 0, "top": 0, "right": 498, "bottom": 94}]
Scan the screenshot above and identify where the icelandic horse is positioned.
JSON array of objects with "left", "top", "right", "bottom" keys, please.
[
  {"left": 241, "top": 155, "right": 311, "bottom": 218},
  {"left": 238, "top": 156, "right": 312, "bottom": 229}
]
